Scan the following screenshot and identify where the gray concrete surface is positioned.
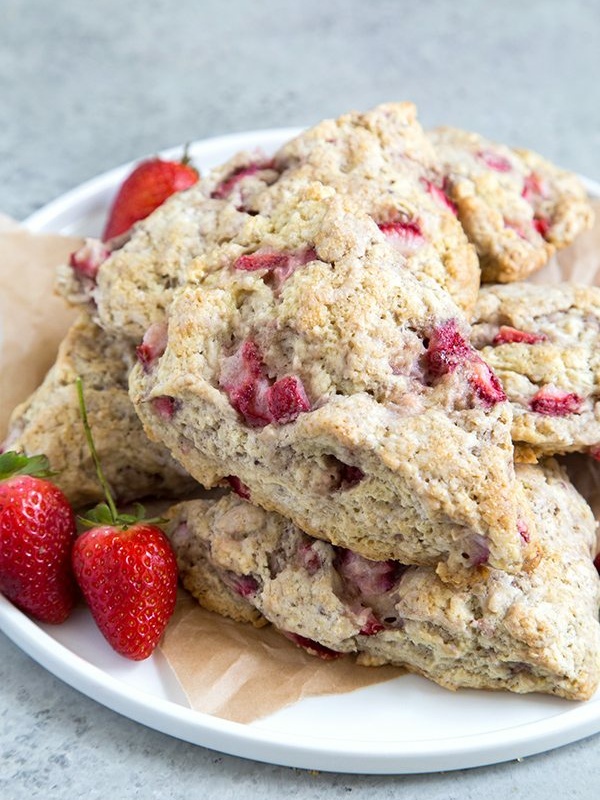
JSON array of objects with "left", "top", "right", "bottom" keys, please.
[{"left": 1, "top": 0, "right": 599, "bottom": 797}]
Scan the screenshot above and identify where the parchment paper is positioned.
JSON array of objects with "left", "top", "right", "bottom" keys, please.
[{"left": 1, "top": 203, "right": 599, "bottom": 724}]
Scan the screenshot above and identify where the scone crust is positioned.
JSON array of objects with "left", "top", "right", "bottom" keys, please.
[
  {"left": 130, "top": 184, "right": 525, "bottom": 572},
  {"left": 472, "top": 282, "right": 600, "bottom": 457},
  {"left": 428, "top": 126, "right": 594, "bottom": 283},
  {"left": 3, "top": 312, "right": 197, "bottom": 507},
  {"left": 167, "top": 460, "right": 600, "bottom": 700}
]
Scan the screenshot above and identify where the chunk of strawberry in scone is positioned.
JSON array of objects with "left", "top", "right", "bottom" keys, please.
[
  {"left": 136, "top": 321, "right": 168, "bottom": 371},
  {"left": 529, "top": 385, "right": 583, "bottom": 416},
  {"left": 425, "top": 319, "right": 472, "bottom": 378},
  {"left": 477, "top": 150, "right": 513, "bottom": 173},
  {"left": 219, "top": 340, "right": 312, "bottom": 426},
  {"left": 225, "top": 476, "right": 252, "bottom": 500},
  {"left": 378, "top": 220, "right": 425, "bottom": 253},
  {"left": 421, "top": 178, "right": 458, "bottom": 215},
  {"left": 219, "top": 340, "right": 272, "bottom": 427},
  {"left": 492, "top": 326, "right": 547, "bottom": 346},
  {"left": 151, "top": 396, "right": 180, "bottom": 420},
  {"left": 211, "top": 161, "right": 272, "bottom": 200},
  {"left": 267, "top": 376, "right": 311, "bottom": 423},
  {"left": 69, "top": 238, "right": 110, "bottom": 280},
  {"left": 521, "top": 172, "right": 550, "bottom": 202},
  {"left": 425, "top": 319, "right": 506, "bottom": 408},
  {"left": 334, "top": 548, "right": 403, "bottom": 597},
  {"left": 468, "top": 359, "right": 507, "bottom": 408},
  {"left": 280, "top": 631, "right": 345, "bottom": 660},
  {"left": 234, "top": 247, "right": 317, "bottom": 289},
  {"left": 222, "top": 572, "right": 260, "bottom": 598}
]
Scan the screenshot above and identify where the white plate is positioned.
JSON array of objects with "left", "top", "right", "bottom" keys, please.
[{"left": 2, "top": 128, "right": 600, "bottom": 774}]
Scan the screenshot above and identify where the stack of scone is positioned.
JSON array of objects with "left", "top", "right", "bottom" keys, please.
[{"left": 7, "top": 102, "right": 600, "bottom": 700}]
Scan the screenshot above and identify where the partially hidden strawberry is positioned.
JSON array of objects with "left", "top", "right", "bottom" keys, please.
[
  {"left": 72, "top": 378, "right": 178, "bottom": 660},
  {"left": 102, "top": 150, "right": 199, "bottom": 241},
  {"left": 0, "top": 451, "right": 77, "bottom": 623}
]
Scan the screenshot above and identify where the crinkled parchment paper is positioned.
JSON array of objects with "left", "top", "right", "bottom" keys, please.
[{"left": 1, "top": 201, "right": 599, "bottom": 723}]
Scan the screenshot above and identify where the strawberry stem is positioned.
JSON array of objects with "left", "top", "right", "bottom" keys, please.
[
  {"left": 76, "top": 376, "right": 119, "bottom": 525},
  {"left": 181, "top": 142, "right": 192, "bottom": 167}
]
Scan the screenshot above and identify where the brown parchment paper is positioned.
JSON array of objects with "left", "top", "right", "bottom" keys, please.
[
  {"left": 0, "top": 228, "right": 81, "bottom": 432},
  {"left": 1, "top": 202, "right": 600, "bottom": 724}
]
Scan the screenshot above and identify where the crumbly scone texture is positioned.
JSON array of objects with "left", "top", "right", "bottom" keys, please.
[
  {"left": 130, "top": 182, "right": 528, "bottom": 572},
  {"left": 427, "top": 126, "right": 594, "bottom": 283},
  {"left": 166, "top": 460, "right": 600, "bottom": 700},
  {"left": 3, "top": 312, "right": 197, "bottom": 508},
  {"left": 55, "top": 102, "right": 480, "bottom": 338},
  {"left": 472, "top": 282, "right": 600, "bottom": 458}
]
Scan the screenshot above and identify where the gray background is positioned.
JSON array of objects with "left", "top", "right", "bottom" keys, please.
[{"left": 1, "top": 0, "right": 599, "bottom": 797}]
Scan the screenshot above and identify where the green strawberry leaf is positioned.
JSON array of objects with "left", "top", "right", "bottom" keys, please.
[
  {"left": 0, "top": 451, "right": 56, "bottom": 480},
  {"left": 79, "top": 501, "right": 165, "bottom": 530}
]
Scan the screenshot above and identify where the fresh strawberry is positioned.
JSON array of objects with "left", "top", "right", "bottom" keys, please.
[
  {"left": 72, "top": 520, "right": 178, "bottom": 660},
  {"left": 71, "top": 378, "right": 178, "bottom": 660},
  {"left": 0, "top": 451, "right": 77, "bottom": 623},
  {"left": 102, "top": 151, "right": 199, "bottom": 241}
]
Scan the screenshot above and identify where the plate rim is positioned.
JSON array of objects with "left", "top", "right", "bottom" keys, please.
[{"left": 1, "top": 126, "right": 599, "bottom": 774}]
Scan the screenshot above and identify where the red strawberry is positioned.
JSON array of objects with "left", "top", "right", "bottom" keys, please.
[
  {"left": 72, "top": 520, "right": 178, "bottom": 660},
  {"left": 0, "top": 452, "right": 77, "bottom": 623},
  {"left": 103, "top": 152, "right": 199, "bottom": 241},
  {"left": 72, "top": 378, "right": 178, "bottom": 660}
]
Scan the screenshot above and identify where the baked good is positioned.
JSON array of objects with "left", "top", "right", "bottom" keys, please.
[
  {"left": 55, "top": 103, "right": 480, "bottom": 337},
  {"left": 270, "top": 102, "right": 480, "bottom": 315},
  {"left": 3, "top": 312, "right": 197, "bottom": 508},
  {"left": 472, "top": 283, "right": 600, "bottom": 459},
  {"left": 166, "top": 460, "right": 600, "bottom": 700},
  {"left": 130, "top": 182, "right": 529, "bottom": 572},
  {"left": 427, "top": 126, "right": 594, "bottom": 283}
]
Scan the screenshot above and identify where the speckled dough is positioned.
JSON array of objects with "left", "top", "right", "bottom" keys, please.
[
  {"left": 3, "top": 313, "right": 197, "bottom": 508},
  {"left": 130, "top": 183, "right": 528, "bottom": 573},
  {"left": 166, "top": 461, "right": 600, "bottom": 701},
  {"left": 472, "top": 283, "right": 600, "bottom": 458},
  {"left": 55, "top": 103, "right": 481, "bottom": 336},
  {"left": 428, "top": 126, "right": 594, "bottom": 283}
]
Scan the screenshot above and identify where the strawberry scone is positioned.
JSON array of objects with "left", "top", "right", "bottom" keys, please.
[
  {"left": 472, "top": 283, "right": 600, "bottom": 459},
  {"left": 427, "top": 126, "right": 594, "bottom": 283},
  {"left": 3, "top": 312, "right": 197, "bottom": 508},
  {"left": 166, "top": 460, "right": 600, "bottom": 700},
  {"left": 268, "top": 102, "right": 480, "bottom": 315},
  {"left": 55, "top": 103, "right": 480, "bottom": 339},
  {"left": 130, "top": 183, "right": 529, "bottom": 572}
]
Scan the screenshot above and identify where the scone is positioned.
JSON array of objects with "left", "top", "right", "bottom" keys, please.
[
  {"left": 3, "top": 312, "right": 197, "bottom": 508},
  {"left": 472, "top": 283, "right": 600, "bottom": 459},
  {"left": 166, "top": 460, "right": 600, "bottom": 701},
  {"left": 427, "top": 126, "right": 593, "bottom": 283},
  {"left": 130, "top": 183, "right": 529, "bottom": 572},
  {"left": 269, "top": 102, "right": 480, "bottom": 315},
  {"left": 55, "top": 103, "right": 480, "bottom": 337}
]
